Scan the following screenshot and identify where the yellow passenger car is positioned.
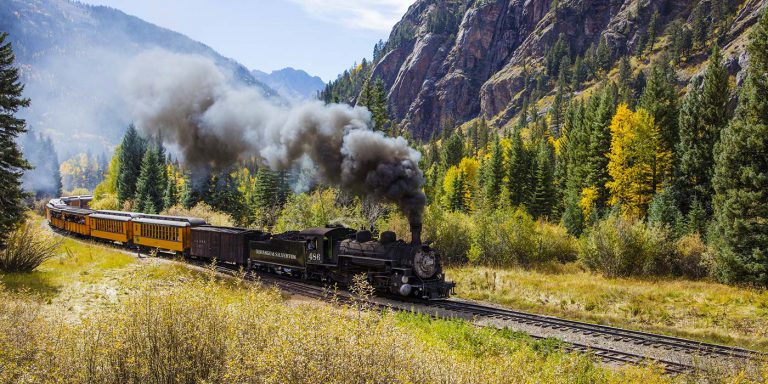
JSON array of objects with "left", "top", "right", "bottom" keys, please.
[
  {"left": 89, "top": 211, "right": 138, "bottom": 243},
  {"left": 46, "top": 205, "right": 66, "bottom": 230},
  {"left": 61, "top": 207, "right": 92, "bottom": 236},
  {"left": 132, "top": 215, "right": 206, "bottom": 253}
]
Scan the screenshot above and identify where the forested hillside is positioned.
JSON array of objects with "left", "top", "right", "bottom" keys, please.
[{"left": 323, "top": 0, "right": 765, "bottom": 140}]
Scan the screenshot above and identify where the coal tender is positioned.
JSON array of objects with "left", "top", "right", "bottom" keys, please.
[{"left": 249, "top": 224, "right": 455, "bottom": 299}]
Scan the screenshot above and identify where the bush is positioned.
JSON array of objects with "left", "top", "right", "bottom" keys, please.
[
  {"left": 425, "top": 206, "right": 472, "bottom": 265},
  {"left": 0, "top": 221, "right": 62, "bottom": 272},
  {"left": 673, "top": 233, "right": 710, "bottom": 279},
  {"left": 64, "top": 188, "right": 90, "bottom": 197},
  {"left": 89, "top": 193, "right": 120, "bottom": 211},
  {"left": 535, "top": 220, "right": 579, "bottom": 263},
  {"left": 31, "top": 199, "right": 49, "bottom": 216},
  {"left": 468, "top": 207, "right": 537, "bottom": 266},
  {"left": 274, "top": 189, "right": 365, "bottom": 233},
  {"left": 162, "top": 203, "right": 235, "bottom": 227},
  {"left": 579, "top": 215, "right": 675, "bottom": 278}
]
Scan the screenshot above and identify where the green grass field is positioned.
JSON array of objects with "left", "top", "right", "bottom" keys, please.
[{"left": 447, "top": 265, "right": 768, "bottom": 351}]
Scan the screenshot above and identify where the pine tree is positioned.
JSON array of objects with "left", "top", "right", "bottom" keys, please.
[
  {"left": 530, "top": 140, "right": 555, "bottom": 218},
  {"left": 546, "top": 34, "right": 569, "bottom": 76},
  {"left": 571, "top": 55, "right": 587, "bottom": 90},
  {"left": 466, "top": 122, "right": 478, "bottom": 156},
  {"left": 647, "top": 188, "right": 683, "bottom": 233},
  {"left": 562, "top": 100, "right": 589, "bottom": 234},
  {"left": 442, "top": 166, "right": 468, "bottom": 212},
  {"left": 153, "top": 134, "right": 168, "bottom": 197},
  {"left": 638, "top": 56, "right": 678, "bottom": 175},
  {"left": 676, "top": 77, "right": 703, "bottom": 209},
  {"left": 163, "top": 170, "right": 178, "bottom": 210},
  {"left": 484, "top": 139, "right": 504, "bottom": 207},
  {"left": 517, "top": 99, "right": 529, "bottom": 130},
  {"left": 254, "top": 167, "right": 279, "bottom": 213},
  {"left": 677, "top": 45, "right": 729, "bottom": 214},
  {"left": 506, "top": 128, "right": 529, "bottom": 207},
  {"left": 117, "top": 124, "right": 146, "bottom": 203},
  {"left": 478, "top": 118, "right": 490, "bottom": 151},
  {"left": 134, "top": 146, "right": 164, "bottom": 214},
  {"left": 711, "top": 10, "right": 768, "bottom": 285},
  {"left": 596, "top": 38, "right": 612, "bottom": 71},
  {"left": 617, "top": 56, "right": 633, "bottom": 105},
  {"left": 585, "top": 84, "right": 616, "bottom": 209},
  {"left": 370, "top": 78, "right": 390, "bottom": 133},
  {"left": 442, "top": 131, "right": 464, "bottom": 168},
  {"left": 691, "top": 4, "right": 707, "bottom": 49},
  {"left": 0, "top": 32, "right": 31, "bottom": 246},
  {"left": 180, "top": 172, "right": 199, "bottom": 209},
  {"left": 645, "top": 11, "right": 661, "bottom": 54}
]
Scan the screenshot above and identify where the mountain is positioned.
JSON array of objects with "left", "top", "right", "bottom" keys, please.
[
  {"left": 323, "top": 0, "right": 767, "bottom": 140},
  {"left": 251, "top": 67, "right": 325, "bottom": 101},
  {"left": 0, "top": 0, "right": 275, "bottom": 157}
]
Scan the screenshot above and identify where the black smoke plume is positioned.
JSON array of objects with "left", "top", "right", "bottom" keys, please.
[{"left": 122, "top": 50, "right": 426, "bottom": 224}]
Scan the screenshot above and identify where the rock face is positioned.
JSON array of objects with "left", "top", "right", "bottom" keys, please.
[{"left": 369, "top": 0, "right": 767, "bottom": 140}]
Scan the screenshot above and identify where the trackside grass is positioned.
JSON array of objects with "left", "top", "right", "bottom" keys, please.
[{"left": 447, "top": 266, "right": 768, "bottom": 351}]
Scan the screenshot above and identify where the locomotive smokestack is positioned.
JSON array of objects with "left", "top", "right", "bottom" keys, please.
[{"left": 410, "top": 222, "right": 422, "bottom": 245}]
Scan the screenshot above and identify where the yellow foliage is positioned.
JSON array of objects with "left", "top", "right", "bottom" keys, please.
[
  {"left": 580, "top": 186, "right": 599, "bottom": 221},
  {"left": 458, "top": 157, "right": 480, "bottom": 187},
  {"left": 606, "top": 105, "right": 672, "bottom": 218},
  {"left": 64, "top": 188, "right": 90, "bottom": 196},
  {"left": 162, "top": 203, "right": 235, "bottom": 227}
]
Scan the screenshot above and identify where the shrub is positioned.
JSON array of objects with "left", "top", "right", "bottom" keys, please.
[
  {"left": 579, "top": 215, "right": 675, "bottom": 278},
  {"left": 89, "top": 193, "right": 120, "bottom": 211},
  {"left": 0, "top": 221, "right": 61, "bottom": 272},
  {"left": 468, "top": 207, "right": 537, "bottom": 266},
  {"left": 274, "top": 189, "right": 364, "bottom": 233},
  {"left": 535, "top": 220, "right": 579, "bottom": 263},
  {"left": 425, "top": 206, "right": 472, "bottom": 265},
  {"left": 162, "top": 203, "right": 235, "bottom": 227},
  {"left": 31, "top": 199, "right": 49, "bottom": 216},
  {"left": 64, "top": 188, "right": 90, "bottom": 197},
  {"left": 673, "top": 233, "right": 710, "bottom": 279}
]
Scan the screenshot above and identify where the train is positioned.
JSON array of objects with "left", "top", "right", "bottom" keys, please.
[{"left": 45, "top": 196, "right": 455, "bottom": 299}]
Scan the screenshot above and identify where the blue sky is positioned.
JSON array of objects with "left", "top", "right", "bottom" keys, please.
[{"left": 81, "top": 0, "right": 413, "bottom": 82}]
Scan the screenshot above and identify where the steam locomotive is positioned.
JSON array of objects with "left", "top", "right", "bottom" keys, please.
[{"left": 45, "top": 197, "right": 455, "bottom": 299}]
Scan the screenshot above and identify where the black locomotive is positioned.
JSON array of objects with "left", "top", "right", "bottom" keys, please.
[{"left": 247, "top": 224, "right": 454, "bottom": 299}]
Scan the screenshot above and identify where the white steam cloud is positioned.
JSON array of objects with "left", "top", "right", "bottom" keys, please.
[{"left": 122, "top": 50, "right": 426, "bottom": 224}]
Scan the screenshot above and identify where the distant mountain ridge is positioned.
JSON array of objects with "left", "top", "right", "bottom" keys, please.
[
  {"left": 251, "top": 67, "right": 325, "bottom": 101},
  {"left": 0, "top": 0, "right": 276, "bottom": 156}
]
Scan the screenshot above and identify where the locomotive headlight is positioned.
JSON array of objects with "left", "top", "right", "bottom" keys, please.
[
  {"left": 413, "top": 250, "right": 438, "bottom": 279},
  {"left": 401, "top": 275, "right": 409, "bottom": 284}
]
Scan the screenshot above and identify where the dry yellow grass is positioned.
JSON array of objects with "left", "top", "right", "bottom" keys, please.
[
  {"left": 447, "top": 266, "right": 768, "bottom": 351},
  {"left": 0, "top": 220, "right": 681, "bottom": 384}
]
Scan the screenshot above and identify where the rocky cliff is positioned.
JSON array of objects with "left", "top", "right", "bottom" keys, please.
[{"left": 362, "top": 0, "right": 766, "bottom": 140}]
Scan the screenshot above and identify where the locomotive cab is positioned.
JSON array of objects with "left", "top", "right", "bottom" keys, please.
[{"left": 338, "top": 226, "right": 455, "bottom": 299}]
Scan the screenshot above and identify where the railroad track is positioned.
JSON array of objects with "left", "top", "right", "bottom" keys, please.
[
  {"left": 428, "top": 300, "right": 765, "bottom": 362},
  {"left": 203, "top": 262, "right": 702, "bottom": 375}
]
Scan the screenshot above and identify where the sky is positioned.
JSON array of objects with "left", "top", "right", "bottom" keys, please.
[{"left": 80, "top": 0, "right": 413, "bottom": 82}]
